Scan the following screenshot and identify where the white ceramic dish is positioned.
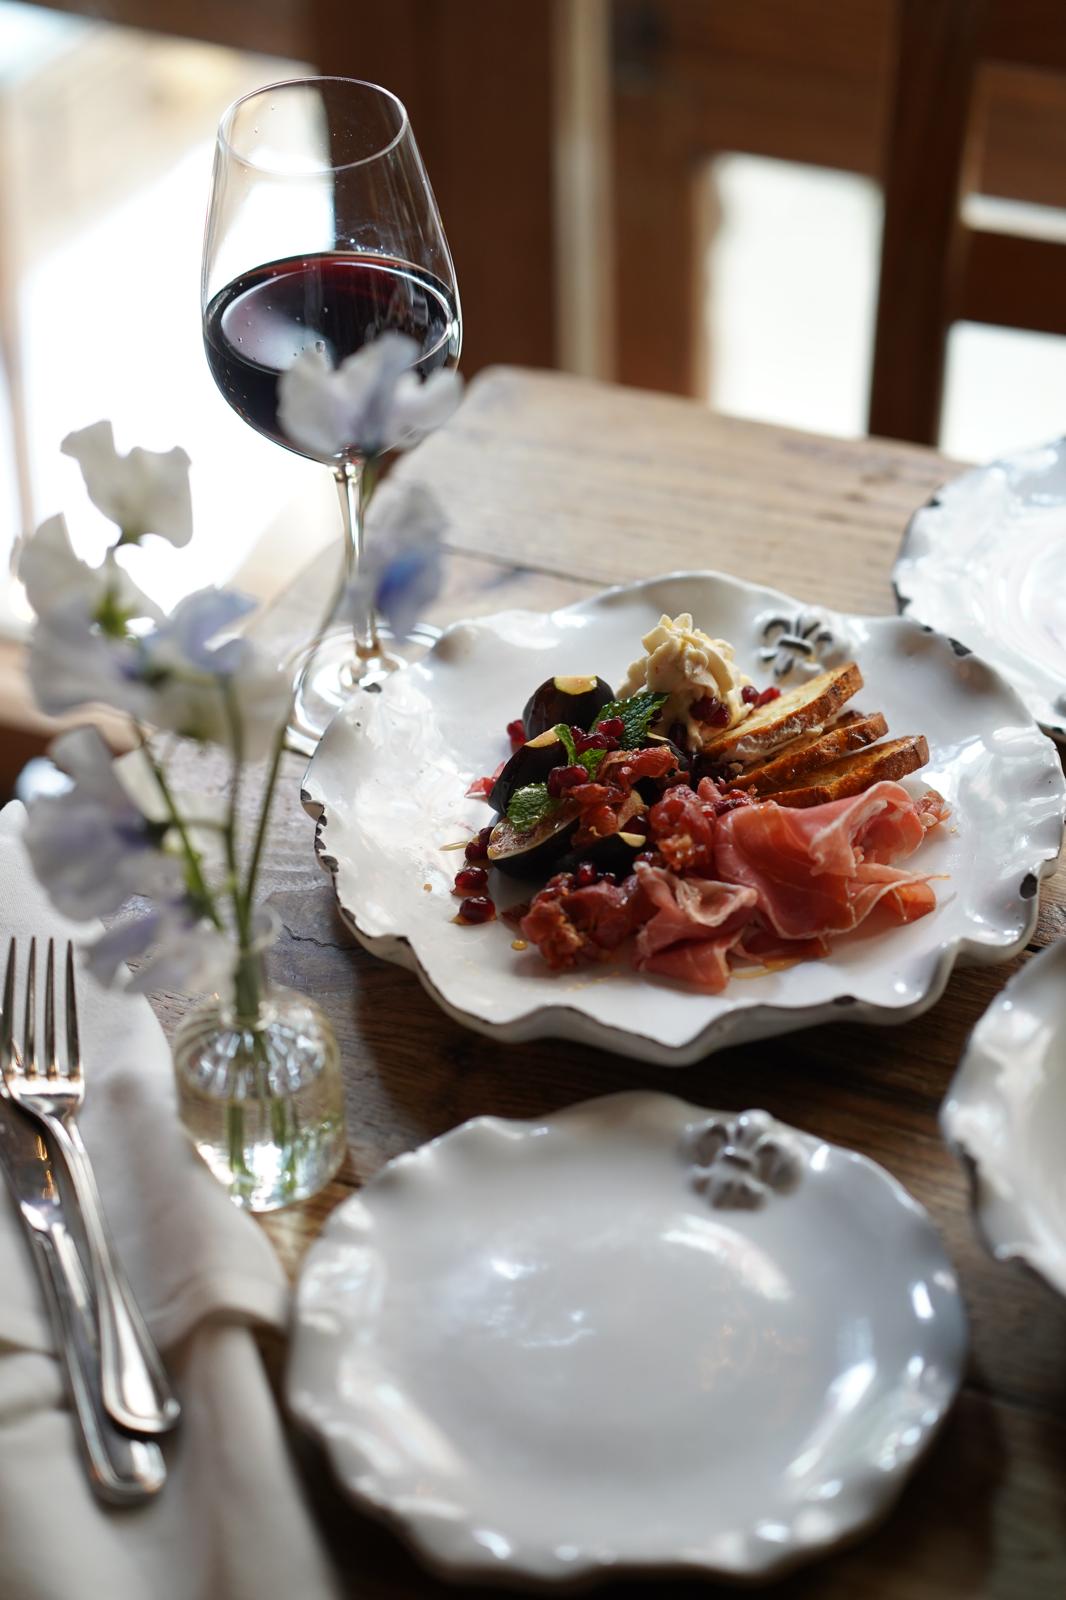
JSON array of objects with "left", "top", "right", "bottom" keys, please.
[
  {"left": 302, "top": 571, "right": 1065, "bottom": 1066},
  {"left": 287, "top": 1091, "right": 968, "bottom": 1588},
  {"left": 894, "top": 437, "right": 1066, "bottom": 741},
  {"left": 942, "top": 939, "right": 1066, "bottom": 1299}
]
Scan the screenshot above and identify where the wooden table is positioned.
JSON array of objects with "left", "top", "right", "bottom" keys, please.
[{"left": 152, "top": 369, "right": 1066, "bottom": 1599}]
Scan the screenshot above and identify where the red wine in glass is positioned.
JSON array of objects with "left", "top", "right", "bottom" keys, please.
[
  {"left": 202, "top": 76, "right": 461, "bottom": 747},
  {"left": 203, "top": 251, "right": 460, "bottom": 458}
]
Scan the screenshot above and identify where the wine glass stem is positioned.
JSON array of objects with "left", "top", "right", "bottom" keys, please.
[{"left": 334, "top": 459, "right": 379, "bottom": 659}]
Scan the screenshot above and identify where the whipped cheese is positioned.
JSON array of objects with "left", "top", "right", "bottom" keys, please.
[{"left": 619, "top": 613, "right": 752, "bottom": 743}]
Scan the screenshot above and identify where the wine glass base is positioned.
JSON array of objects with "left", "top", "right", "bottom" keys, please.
[{"left": 287, "top": 621, "right": 441, "bottom": 754}]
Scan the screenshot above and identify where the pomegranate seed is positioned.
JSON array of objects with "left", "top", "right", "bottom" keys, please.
[
  {"left": 713, "top": 789, "right": 755, "bottom": 817},
  {"left": 741, "top": 684, "right": 759, "bottom": 705},
  {"left": 506, "top": 718, "right": 527, "bottom": 749},
  {"left": 596, "top": 717, "right": 625, "bottom": 739},
  {"left": 691, "top": 695, "right": 731, "bottom": 727},
  {"left": 457, "top": 895, "right": 496, "bottom": 924},
  {"left": 575, "top": 730, "right": 610, "bottom": 755},
  {"left": 574, "top": 861, "right": 599, "bottom": 887},
  {"left": 755, "top": 685, "right": 781, "bottom": 708},
  {"left": 453, "top": 866, "right": 488, "bottom": 895},
  {"left": 634, "top": 850, "right": 660, "bottom": 868},
  {"left": 547, "top": 763, "right": 588, "bottom": 798},
  {"left": 464, "top": 824, "right": 495, "bottom": 863},
  {"left": 626, "top": 814, "right": 650, "bottom": 837},
  {"left": 599, "top": 871, "right": 619, "bottom": 886}
]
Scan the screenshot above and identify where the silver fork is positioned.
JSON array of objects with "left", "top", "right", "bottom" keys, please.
[{"left": 1, "top": 937, "right": 181, "bottom": 1436}]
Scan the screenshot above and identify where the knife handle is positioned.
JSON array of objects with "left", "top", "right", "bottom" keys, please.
[
  {"left": 34, "top": 1223, "right": 166, "bottom": 1504},
  {"left": 54, "top": 1117, "right": 180, "bottom": 1436}
]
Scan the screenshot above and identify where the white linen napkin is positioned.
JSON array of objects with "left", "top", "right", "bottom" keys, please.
[{"left": 0, "top": 802, "right": 343, "bottom": 1600}]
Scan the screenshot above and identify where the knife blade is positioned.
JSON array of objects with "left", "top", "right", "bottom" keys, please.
[{"left": 0, "top": 1089, "right": 166, "bottom": 1504}]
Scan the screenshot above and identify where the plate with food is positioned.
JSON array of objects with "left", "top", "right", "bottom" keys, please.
[
  {"left": 302, "top": 571, "right": 1065, "bottom": 1065},
  {"left": 894, "top": 437, "right": 1066, "bottom": 741},
  {"left": 287, "top": 1091, "right": 968, "bottom": 1586}
]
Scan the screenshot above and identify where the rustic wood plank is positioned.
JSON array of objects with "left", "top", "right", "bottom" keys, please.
[
  {"left": 394, "top": 369, "right": 959, "bottom": 613},
  {"left": 141, "top": 371, "right": 1065, "bottom": 1595}
]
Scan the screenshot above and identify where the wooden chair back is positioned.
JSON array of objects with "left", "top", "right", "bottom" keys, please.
[{"left": 870, "top": 0, "right": 1066, "bottom": 442}]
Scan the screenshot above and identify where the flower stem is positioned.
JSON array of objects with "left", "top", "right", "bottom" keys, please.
[
  {"left": 135, "top": 723, "right": 224, "bottom": 930},
  {"left": 222, "top": 681, "right": 249, "bottom": 947}
]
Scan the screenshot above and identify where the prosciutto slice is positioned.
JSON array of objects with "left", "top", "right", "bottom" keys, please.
[
  {"left": 633, "top": 865, "right": 758, "bottom": 992},
  {"left": 519, "top": 873, "right": 649, "bottom": 970},
  {"left": 714, "top": 780, "right": 939, "bottom": 939}
]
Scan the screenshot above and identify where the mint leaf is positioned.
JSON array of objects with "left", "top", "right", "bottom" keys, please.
[
  {"left": 507, "top": 783, "right": 558, "bottom": 831},
  {"left": 594, "top": 689, "right": 669, "bottom": 748},
  {"left": 552, "top": 723, "right": 578, "bottom": 763},
  {"left": 551, "top": 725, "right": 606, "bottom": 778}
]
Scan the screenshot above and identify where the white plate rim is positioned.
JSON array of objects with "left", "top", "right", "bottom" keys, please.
[
  {"left": 893, "top": 440, "right": 1066, "bottom": 742},
  {"left": 941, "top": 939, "right": 1066, "bottom": 1299},
  {"left": 302, "top": 569, "right": 1066, "bottom": 1067}
]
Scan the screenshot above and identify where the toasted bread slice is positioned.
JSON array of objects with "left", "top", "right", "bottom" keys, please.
[
  {"left": 732, "top": 711, "right": 889, "bottom": 794},
  {"left": 700, "top": 662, "right": 863, "bottom": 764},
  {"left": 763, "top": 734, "right": 929, "bottom": 808}
]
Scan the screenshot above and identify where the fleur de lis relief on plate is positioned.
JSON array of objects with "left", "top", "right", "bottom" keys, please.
[
  {"left": 758, "top": 612, "right": 837, "bottom": 679},
  {"left": 683, "top": 1111, "right": 803, "bottom": 1210}
]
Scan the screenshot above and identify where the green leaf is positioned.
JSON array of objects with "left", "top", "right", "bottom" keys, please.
[
  {"left": 594, "top": 689, "right": 669, "bottom": 748},
  {"left": 551, "top": 724, "right": 606, "bottom": 778},
  {"left": 506, "top": 783, "right": 557, "bottom": 831},
  {"left": 552, "top": 723, "right": 578, "bottom": 763}
]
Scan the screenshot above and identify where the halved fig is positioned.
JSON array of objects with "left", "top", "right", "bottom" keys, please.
[
  {"left": 487, "top": 805, "right": 579, "bottom": 879},
  {"left": 558, "top": 830, "right": 647, "bottom": 878},
  {"left": 522, "top": 675, "right": 614, "bottom": 739},
  {"left": 488, "top": 727, "right": 568, "bottom": 816}
]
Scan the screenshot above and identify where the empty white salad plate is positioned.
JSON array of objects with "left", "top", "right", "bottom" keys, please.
[
  {"left": 302, "top": 571, "right": 1065, "bottom": 1065},
  {"left": 942, "top": 939, "right": 1066, "bottom": 1299},
  {"left": 287, "top": 1091, "right": 968, "bottom": 1588}
]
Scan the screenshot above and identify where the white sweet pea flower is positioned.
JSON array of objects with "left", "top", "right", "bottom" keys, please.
[
  {"left": 349, "top": 480, "right": 445, "bottom": 640},
  {"left": 23, "top": 728, "right": 182, "bottom": 921},
  {"left": 277, "top": 331, "right": 462, "bottom": 459},
  {"left": 27, "top": 605, "right": 152, "bottom": 721},
  {"left": 18, "top": 513, "right": 161, "bottom": 629},
  {"left": 142, "top": 589, "right": 289, "bottom": 759},
  {"left": 85, "top": 906, "right": 234, "bottom": 996},
  {"left": 62, "top": 420, "right": 193, "bottom": 546}
]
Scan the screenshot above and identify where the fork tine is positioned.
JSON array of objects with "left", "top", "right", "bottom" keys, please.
[
  {"left": 65, "top": 943, "right": 81, "bottom": 1082},
  {"left": 1, "top": 937, "right": 14, "bottom": 1073},
  {"left": 23, "top": 936, "right": 36, "bottom": 1076},
  {"left": 44, "top": 938, "right": 58, "bottom": 1079}
]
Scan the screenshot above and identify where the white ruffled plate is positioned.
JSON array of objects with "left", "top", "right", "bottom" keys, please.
[
  {"left": 941, "top": 939, "right": 1066, "bottom": 1299},
  {"left": 894, "top": 438, "right": 1066, "bottom": 741},
  {"left": 302, "top": 571, "right": 1065, "bottom": 1066},
  {"left": 287, "top": 1091, "right": 968, "bottom": 1587}
]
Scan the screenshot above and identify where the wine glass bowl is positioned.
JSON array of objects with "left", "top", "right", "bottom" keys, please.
[{"left": 201, "top": 77, "right": 461, "bottom": 745}]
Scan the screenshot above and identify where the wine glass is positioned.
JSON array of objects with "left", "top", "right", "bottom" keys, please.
[{"left": 201, "top": 76, "right": 461, "bottom": 746}]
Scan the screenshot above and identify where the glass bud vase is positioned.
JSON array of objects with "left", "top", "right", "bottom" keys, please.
[{"left": 172, "top": 941, "right": 346, "bottom": 1211}]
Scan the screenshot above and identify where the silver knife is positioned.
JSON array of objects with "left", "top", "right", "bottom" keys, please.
[{"left": 0, "top": 1090, "right": 166, "bottom": 1504}]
